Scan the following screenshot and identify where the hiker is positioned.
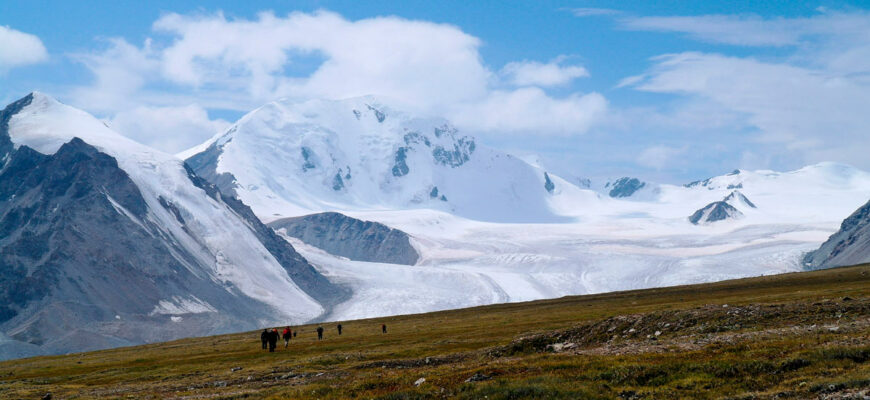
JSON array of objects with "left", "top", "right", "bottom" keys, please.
[
  {"left": 337, "top": 323, "right": 343, "bottom": 335},
  {"left": 293, "top": 330, "right": 297, "bottom": 337},
  {"left": 382, "top": 324, "right": 387, "bottom": 334},
  {"left": 268, "top": 328, "right": 279, "bottom": 352},
  {"left": 316, "top": 326, "right": 324, "bottom": 340},
  {"left": 282, "top": 326, "right": 292, "bottom": 348},
  {"left": 260, "top": 329, "right": 268, "bottom": 350}
]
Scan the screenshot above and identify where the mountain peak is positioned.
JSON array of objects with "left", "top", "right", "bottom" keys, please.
[
  {"left": 27, "top": 90, "right": 59, "bottom": 104},
  {"left": 689, "top": 201, "right": 743, "bottom": 225},
  {"left": 723, "top": 189, "right": 757, "bottom": 209},
  {"left": 185, "top": 96, "right": 570, "bottom": 222}
]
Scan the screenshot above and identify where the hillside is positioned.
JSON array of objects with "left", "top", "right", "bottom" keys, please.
[{"left": 1, "top": 264, "right": 868, "bottom": 399}]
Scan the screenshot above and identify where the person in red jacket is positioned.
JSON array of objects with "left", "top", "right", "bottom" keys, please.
[{"left": 282, "top": 326, "right": 292, "bottom": 348}]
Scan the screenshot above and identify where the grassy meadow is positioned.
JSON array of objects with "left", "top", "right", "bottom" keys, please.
[{"left": 1, "top": 264, "right": 868, "bottom": 399}]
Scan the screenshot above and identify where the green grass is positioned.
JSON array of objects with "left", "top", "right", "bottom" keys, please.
[{"left": 1, "top": 264, "right": 868, "bottom": 399}]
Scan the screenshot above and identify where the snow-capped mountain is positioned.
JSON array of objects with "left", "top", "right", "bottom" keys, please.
[
  {"left": 185, "top": 97, "right": 592, "bottom": 223},
  {"left": 178, "top": 96, "right": 870, "bottom": 324},
  {"left": 581, "top": 163, "right": 870, "bottom": 226},
  {"left": 0, "top": 93, "right": 344, "bottom": 360},
  {"left": 688, "top": 190, "right": 757, "bottom": 225},
  {"left": 689, "top": 201, "right": 743, "bottom": 225},
  {"left": 723, "top": 190, "right": 757, "bottom": 209},
  {"left": 303, "top": 163, "right": 870, "bottom": 321}
]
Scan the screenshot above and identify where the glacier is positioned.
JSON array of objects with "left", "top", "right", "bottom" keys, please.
[{"left": 184, "top": 96, "right": 870, "bottom": 322}]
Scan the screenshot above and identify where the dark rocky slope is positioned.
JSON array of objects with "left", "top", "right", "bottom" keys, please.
[
  {"left": 269, "top": 212, "right": 419, "bottom": 265},
  {"left": 0, "top": 94, "right": 346, "bottom": 360},
  {"left": 803, "top": 198, "right": 870, "bottom": 269}
]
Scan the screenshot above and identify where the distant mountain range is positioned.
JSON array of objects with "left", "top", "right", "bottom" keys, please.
[{"left": 2, "top": 92, "right": 870, "bottom": 360}]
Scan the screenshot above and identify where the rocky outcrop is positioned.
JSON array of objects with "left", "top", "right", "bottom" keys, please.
[
  {"left": 803, "top": 199, "right": 870, "bottom": 269},
  {"left": 544, "top": 173, "right": 555, "bottom": 194},
  {"left": 183, "top": 136, "right": 240, "bottom": 197},
  {"left": 606, "top": 177, "right": 646, "bottom": 198},
  {"left": 392, "top": 147, "right": 410, "bottom": 177},
  {"left": 269, "top": 212, "right": 419, "bottom": 265}
]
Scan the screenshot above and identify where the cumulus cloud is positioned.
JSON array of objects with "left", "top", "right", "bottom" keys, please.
[
  {"left": 0, "top": 25, "right": 48, "bottom": 70},
  {"left": 68, "top": 10, "right": 607, "bottom": 152},
  {"left": 501, "top": 57, "right": 589, "bottom": 87},
  {"left": 108, "top": 104, "right": 230, "bottom": 154},
  {"left": 150, "top": 10, "right": 491, "bottom": 109}
]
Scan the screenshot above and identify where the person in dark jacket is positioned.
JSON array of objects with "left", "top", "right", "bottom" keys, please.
[
  {"left": 337, "top": 323, "right": 343, "bottom": 335},
  {"left": 282, "top": 326, "right": 292, "bottom": 348},
  {"left": 261, "top": 329, "right": 268, "bottom": 349},
  {"left": 268, "top": 328, "right": 279, "bottom": 352},
  {"left": 316, "top": 326, "right": 324, "bottom": 340},
  {"left": 382, "top": 323, "right": 387, "bottom": 334}
]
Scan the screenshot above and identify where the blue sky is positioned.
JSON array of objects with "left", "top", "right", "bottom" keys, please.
[{"left": 2, "top": 1, "right": 869, "bottom": 183}]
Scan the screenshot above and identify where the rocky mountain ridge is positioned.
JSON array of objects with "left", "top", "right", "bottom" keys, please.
[{"left": 0, "top": 93, "right": 343, "bottom": 360}]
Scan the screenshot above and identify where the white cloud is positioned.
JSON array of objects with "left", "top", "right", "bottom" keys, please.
[
  {"left": 626, "top": 50, "right": 870, "bottom": 168},
  {"left": 634, "top": 52, "right": 870, "bottom": 143},
  {"left": 637, "top": 145, "right": 687, "bottom": 170},
  {"left": 501, "top": 57, "right": 589, "bottom": 87},
  {"left": 0, "top": 25, "right": 48, "bottom": 70},
  {"left": 621, "top": 15, "right": 802, "bottom": 46},
  {"left": 108, "top": 104, "right": 230, "bottom": 154},
  {"left": 570, "top": 8, "right": 620, "bottom": 17},
  {"left": 620, "top": 11, "right": 870, "bottom": 47},
  {"left": 70, "top": 38, "right": 158, "bottom": 112},
  {"left": 452, "top": 87, "right": 607, "bottom": 134},
  {"left": 151, "top": 10, "right": 491, "bottom": 109},
  {"left": 67, "top": 10, "right": 608, "bottom": 153}
]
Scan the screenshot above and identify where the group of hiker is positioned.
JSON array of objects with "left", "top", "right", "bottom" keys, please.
[
  {"left": 260, "top": 326, "right": 296, "bottom": 352},
  {"left": 260, "top": 323, "right": 387, "bottom": 351}
]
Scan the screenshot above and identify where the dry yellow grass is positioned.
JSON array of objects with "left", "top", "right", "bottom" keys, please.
[{"left": 1, "top": 264, "right": 868, "bottom": 399}]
